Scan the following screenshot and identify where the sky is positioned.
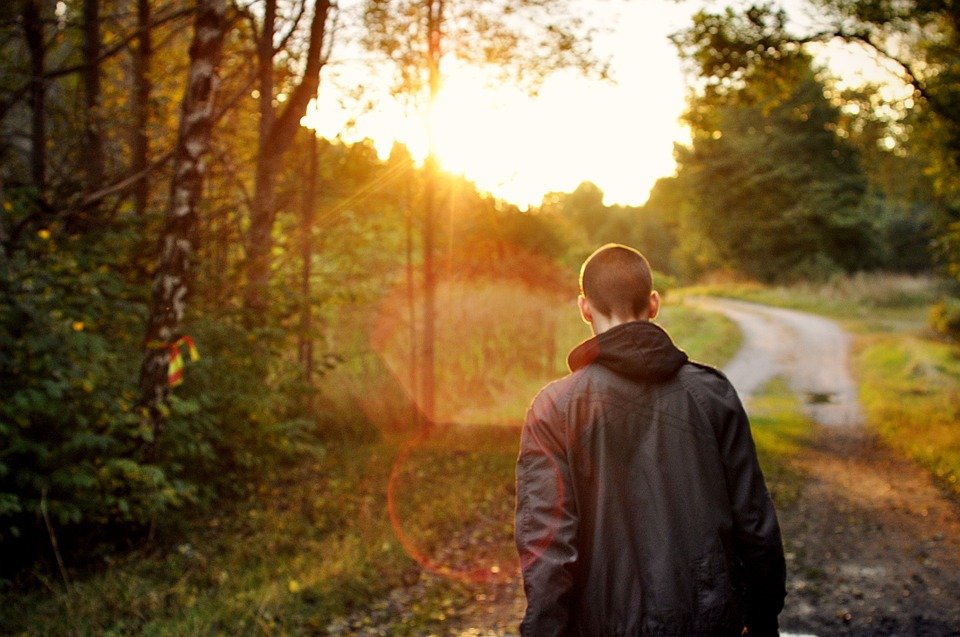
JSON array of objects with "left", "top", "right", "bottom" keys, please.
[{"left": 303, "top": 0, "right": 900, "bottom": 209}]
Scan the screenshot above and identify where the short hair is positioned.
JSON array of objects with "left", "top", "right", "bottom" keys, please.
[{"left": 579, "top": 243, "right": 653, "bottom": 319}]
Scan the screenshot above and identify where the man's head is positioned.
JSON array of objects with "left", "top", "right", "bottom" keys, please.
[{"left": 578, "top": 243, "right": 659, "bottom": 334}]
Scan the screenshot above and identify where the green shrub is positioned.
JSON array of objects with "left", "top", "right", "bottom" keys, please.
[
  {"left": 0, "top": 210, "right": 320, "bottom": 564},
  {"left": 158, "top": 319, "right": 316, "bottom": 506},
  {"left": 0, "top": 219, "right": 180, "bottom": 545},
  {"left": 929, "top": 296, "right": 960, "bottom": 338}
]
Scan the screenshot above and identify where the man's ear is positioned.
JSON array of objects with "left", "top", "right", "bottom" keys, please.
[
  {"left": 578, "top": 294, "right": 593, "bottom": 326},
  {"left": 648, "top": 290, "right": 661, "bottom": 320}
]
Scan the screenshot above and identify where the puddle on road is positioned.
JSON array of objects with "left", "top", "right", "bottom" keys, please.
[{"left": 805, "top": 391, "right": 835, "bottom": 405}]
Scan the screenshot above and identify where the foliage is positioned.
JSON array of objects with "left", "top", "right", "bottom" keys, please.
[
  {"left": 0, "top": 206, "right": 169, "bottom": 550},
  {"left": 362, "top": 0, "right": 606, "bottom": 97},
  {"left": 0, "top": 298, "right": 742, "bottom": 634},
  {"left": 671, "top": 0, "right": 960, "bottom": 284},
  {"left": 929, "top": 297, "right": 960, "bottom": 339},
  {"left": 538, "top": 181, "right": 679, "bottom": 274},
  {"left": 674, "top": 53, "right": 879, "bottom": 282},
  {"left": 0, "top": 442, "right": 418, "bottom": 634}
]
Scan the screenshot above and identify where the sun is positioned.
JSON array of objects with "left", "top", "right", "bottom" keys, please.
[
  {"left": 306, "top": 55, "right": 688, "bottom": 208},
  {"left": 427, "top": 68, "right": 685, "bottom": 208}
]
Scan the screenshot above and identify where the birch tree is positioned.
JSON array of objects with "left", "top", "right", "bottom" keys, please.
[{"left": 139, "top": 0, "right": 228, "bottom": 447}]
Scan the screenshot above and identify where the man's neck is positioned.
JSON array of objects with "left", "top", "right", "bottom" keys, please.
[{"left": 592, "top": 314, "right": 645, "bottom": 335}]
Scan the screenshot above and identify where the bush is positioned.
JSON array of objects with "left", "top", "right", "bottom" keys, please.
[
  {"left": 929, "top": 297, "right": 960, "bottom": 339},
  {"left": 0, "top": 220, "right": 181, "bottom": 553},
  {"left": 0, "top": 210, "right": 319, "bottom": 569},
  {"left": 158, "top": 319, "right": 317, "bottom": 505}
]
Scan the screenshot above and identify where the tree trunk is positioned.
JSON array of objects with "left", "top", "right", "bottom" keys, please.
[
  {"left": 138, "top": 0, "right": 227, "bottom": 450},
  {"left": 420, "top": 0, "right": 443, "bottom": 426},
  {"left": 404, "top": 154, "right": 419, "bottom": 429},
  {"left": 298, "top": 127, "right": 318, "bottom": 389},
  {"left": 23, "top": 0, "right": 45, "bottom": 196},
  {"left": 131, "top": 0, "right": 151, "bottom": 216},
  {"left": 243, "top": 0, "right": 332, "bottom": 318},
  {"left": 81, "top": 0, "right": 104, "bottom": 198}
]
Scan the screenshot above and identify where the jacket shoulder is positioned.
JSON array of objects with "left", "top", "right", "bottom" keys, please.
[
  {"left": 527, "top": 369, "right": 585, "bottom": 418},
  {"left": 676, "top": 360, "right": 740, "bottom": 404}
]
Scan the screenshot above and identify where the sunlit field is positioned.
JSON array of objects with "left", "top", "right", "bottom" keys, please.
[{"left": 370, "top": 278, "right": 744, "bottom": 428}]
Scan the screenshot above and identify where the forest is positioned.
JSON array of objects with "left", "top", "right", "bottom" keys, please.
[{"left": 2, "top": 0, "right": 960, "bottom": 633}]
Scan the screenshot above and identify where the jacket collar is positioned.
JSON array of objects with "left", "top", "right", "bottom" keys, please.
[{"left": 567, "top": 320, "right": 688, "bottom": 382}]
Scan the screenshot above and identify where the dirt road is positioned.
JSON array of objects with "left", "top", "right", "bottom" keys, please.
[
  {"left": 421, "top": 299, "right": 960, "bottom": 636},
  {"left": 688, "top": 298, "right": 960, "bottom": 636},
  {"left": 688, "top": 297, "right": 862, "bottom": 426}
]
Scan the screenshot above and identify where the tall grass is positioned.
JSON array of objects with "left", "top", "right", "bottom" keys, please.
[
  {"left": 374, "top": 278, "right": 742, "bottom": 426},
  {"left": 679, "top": 272, "right": 941, "bottom": 329},
  {"left": 857, "top": 336, "right": 960, "bottom": 497},
  {"left": 374, "top": 278, "right": 583, "bottom": 425}
]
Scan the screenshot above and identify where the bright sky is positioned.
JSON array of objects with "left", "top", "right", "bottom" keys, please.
[
  {"left": 303, "top": 0, "right": 901, "bottom": 209},
  {"left": 303, "top": 0, "right": 697, "bottom": 208}
]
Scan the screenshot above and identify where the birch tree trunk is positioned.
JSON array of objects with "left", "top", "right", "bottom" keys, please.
[{"left": 138, "top": 0, "right": 227, "bottom": 449}]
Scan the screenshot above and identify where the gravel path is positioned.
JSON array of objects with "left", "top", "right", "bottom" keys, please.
[{"left": 687, "top": 297, "right": 862, "bottom": 427}]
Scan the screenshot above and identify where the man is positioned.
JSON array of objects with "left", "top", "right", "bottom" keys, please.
[{"left": 515, "top": 244, "right": 786, "bottom": 636}]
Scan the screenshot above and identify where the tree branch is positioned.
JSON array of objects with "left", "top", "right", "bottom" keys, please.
[
  {"left": 275, "top": 0, "right": 307, "bottom": 55},
  {"left": 43, "top": 7, "right": 192, "bottom": 81},
  {"left": 263, "top": 0, "right": 332, "bottom": 160}
]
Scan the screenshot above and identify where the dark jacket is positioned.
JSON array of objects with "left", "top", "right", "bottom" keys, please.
[{"left": 515, "top": 320, "right": 786, "bottom": 636}]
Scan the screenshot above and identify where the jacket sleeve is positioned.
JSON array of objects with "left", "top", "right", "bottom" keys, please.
[
  {"left": 715, "top": 384, "right": 787, "bottom": 636},
  {"left": 515, "top": 391, "right": 578, "bottom": 636}
]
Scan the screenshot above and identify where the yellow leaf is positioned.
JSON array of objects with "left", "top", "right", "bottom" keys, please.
[
  {"left": 2, "top": 201, "right": 11, "bottom": 212},
  {"left": 72, "top": 321, "right": 85, "bottom": 331},
  {"left": 287, "top": 579, "right": 301, "bottom": 593},
  {"left": 37, "top": 229, "right": 50, "bottom": 240}
]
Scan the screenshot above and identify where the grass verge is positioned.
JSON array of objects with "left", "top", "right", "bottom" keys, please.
[
  {"left": 746, "top": 378, "right": 813, "bottom": 508},
  {"left": 657, "top": 303, "right": 743, "bottom": 368},
  {"left": 677, "top": 273, "right": 939, "bottom": 333},
  {"left": 856, "top": 335, "right": 960, "bottom": 497}
]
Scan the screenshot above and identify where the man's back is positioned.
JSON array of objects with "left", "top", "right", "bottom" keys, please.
[{"left": 515, "top": 320, "right": 786, "bottom": 635}]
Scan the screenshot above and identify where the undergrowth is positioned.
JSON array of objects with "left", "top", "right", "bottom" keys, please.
[{"left": 0, "top": 299, "right": 751, "bottom": 635}]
